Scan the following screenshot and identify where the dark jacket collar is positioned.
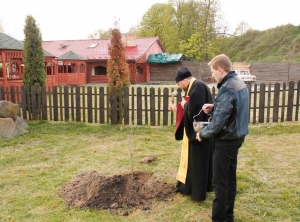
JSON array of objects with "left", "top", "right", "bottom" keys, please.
[{"left": 217, "top": 71, "right": 236, "bottom": 89}]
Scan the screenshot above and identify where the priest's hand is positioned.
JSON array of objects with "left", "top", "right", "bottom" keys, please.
[
  {"left": 168, "top": 103, "right": 177, "bottom": 112},
  {"left": 181, "top": 97, "right": 187, "bottom": 108},
  {"left": 196, "top": 132, "right": 203, "bottom": 142}
]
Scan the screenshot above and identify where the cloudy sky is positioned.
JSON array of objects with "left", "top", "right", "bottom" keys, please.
[{"left": 0, "top": 0, "right": 299, "bottom": 41}]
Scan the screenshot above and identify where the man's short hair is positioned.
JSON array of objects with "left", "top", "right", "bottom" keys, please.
[{"left": 208, "top": 54, "right": 232, "bottom": 73}]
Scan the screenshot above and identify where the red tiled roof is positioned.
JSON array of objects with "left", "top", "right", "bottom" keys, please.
[{"left": 42, "top": 37, "right": 165, "bottom": 61}]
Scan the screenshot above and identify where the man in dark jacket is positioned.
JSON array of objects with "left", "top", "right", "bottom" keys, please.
[
  {"left": 169, "top": 66, "right": 214, "bottom": 202},
  {"left": 196, "top": 54, "right": 249, "bottom": 222}
]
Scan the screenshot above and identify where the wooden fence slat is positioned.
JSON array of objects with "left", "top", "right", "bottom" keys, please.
[
  {"left": 64, "top": 86, "right": 69, "bottom": 121},
  {"left": 76, "top": 86, "right": 81, "bottom": 122},
  {"left": 287, "top": 81, "right": 294, "bottom": 121},
  {"left": 137, "top": 87, "right": 142, "bottom": 125},
  {"left": 42, "top": 86, "right": 47, "bottom": 120},
  {"left": 247, "top": 84, "right": 251, "bottom": 123},
  {"left": 110, "top": 87, "right": 117, "bottom": 124},
  {"left": 253, "top": 84, "right": 257, "bottom": 124},
  {"left": 21, "top": 86, "right": 27, "bottom": 120},
  {"left": 163, "top": 88, "right": 169, "bottom": 126},
  {"left": 170, "top": 88, "right": 175, "bottom": 125},
  {"left": 131, "top": 87, "right": 135, "bottom": 124},
  {"left": 38, "top": 88, "right": 42, "bottom": 119},
  {"left": 82, "top": 87, "right": 86, "bottom": 122},
  {"left": 53, "top": 86, "right": 58, "bottom": 121},
  {"left": 259, "top": 83, "right": 265, "bottom": 123},
  {"left": 144, "top": 87, "right": 148, "bottom": 125},
  {"left": 150, "top": 88, "right": 155, "bottom": 126},
  {"left": 281, "top": 82, "right": 286, "bottom": 122},
  {"left": 157, "top": 88, "right": 161, "bottom": 126},
  {"left": 106, "top": 88, "right": 110, "bottom": 124},
  {"left": 99, "top": 87, "right": 105, "bottom": 124},
  {"left": 0, "top": 86, "right": 4, "bottom": 100},
  {"left": 124, "top": 87, "right": 129, "bottom": 125},
  {"left": 70, "top": 87, "right": 75, "bottom": 121},
  {"left": 94, "top": 87, "right": 97, "bottom": 123},
  {"left": 211, "top": 87, "right": 216, "bottom": 103},
  {"left": 31, "top": 86, "right": 37, "bottom": 120},
  {"left": 10, "top": 86, "right": 15, "bottom": 103},
  {"left": 273, "top": 83, "right": 280, "bottom": 122},
  {"left": 26, "top": 86, "right": 32, "bottom": 120},
  {"left": 48, "top": 86, "right": 53, "bottom": 121},
  {"left": 266, "top": 83, "right": 271, "bottom": 123},
  {"left": 295, "top": 81, "right": 300, "bottom": 121},
  {"left": 87, "top": 86, "right": 93, "bottom": 123},
  {"left": 59, "top": 86, "right": 63, "bottom": 121}
]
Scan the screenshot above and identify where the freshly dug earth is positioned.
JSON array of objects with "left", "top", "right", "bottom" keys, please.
[{"left": 59, "top": 171, "right": 175, "bottom": 212}]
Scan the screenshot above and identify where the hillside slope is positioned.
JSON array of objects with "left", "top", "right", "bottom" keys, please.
[{"left": 220, "top": 24, "right": 300, "bottom": 63}]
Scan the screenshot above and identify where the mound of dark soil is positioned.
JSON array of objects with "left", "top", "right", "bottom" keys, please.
[{"left": 59, "top": 171, "right": 175, "bottom": 212}]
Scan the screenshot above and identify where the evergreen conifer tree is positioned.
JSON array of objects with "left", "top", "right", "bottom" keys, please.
[{"left": 22, "top": 15, "right": 46, "bottom": 87}]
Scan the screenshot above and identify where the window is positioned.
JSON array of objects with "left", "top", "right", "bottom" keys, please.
[
  {"left": 88, "top": 43, "right": 98, "bottom": 48},
  {"left": 136, "top": 66, "right": 143, "bottom": 75},
  {"left": 93, "top": 66, "right": 107, "bottom": 75}
]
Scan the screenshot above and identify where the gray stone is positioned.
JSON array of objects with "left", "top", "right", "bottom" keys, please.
[
  {"left": 0, "top": 100, "right": 19, "bottom": 120},
  {"left": 15, "top": 116, "right": 28, "bottom": 130}
]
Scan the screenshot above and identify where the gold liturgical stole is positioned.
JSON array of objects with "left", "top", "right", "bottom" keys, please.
[{"left": 176, "top": 77, "right": 196, "bottom": 184}]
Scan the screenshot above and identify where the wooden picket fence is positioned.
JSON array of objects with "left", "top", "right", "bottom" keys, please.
[{"left": 0, "top": 81, "right": 299, "bottom": 125}]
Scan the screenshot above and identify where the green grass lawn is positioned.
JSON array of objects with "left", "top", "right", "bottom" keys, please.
[{"left": 1, "top": 121, "right": 300, "bottom": 222}]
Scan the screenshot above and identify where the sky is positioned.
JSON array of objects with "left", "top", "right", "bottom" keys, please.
[{"left": 0, "top": 0, "right": 299, "bottom": 41}]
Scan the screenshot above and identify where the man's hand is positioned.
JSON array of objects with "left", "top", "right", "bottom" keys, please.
[
  {"left": 202, "top": 103, "right": 214, "bottom": 114},
  {"left": 196, "top": 132, "right": 203, "bottom": 142}
]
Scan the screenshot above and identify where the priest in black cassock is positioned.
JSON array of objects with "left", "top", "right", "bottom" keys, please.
[{"left": 169, "top": 66, "right": 214, "bottom": 202}]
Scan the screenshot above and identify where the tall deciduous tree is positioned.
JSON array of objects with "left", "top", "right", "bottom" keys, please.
[
  {"left": 107, "top": 28, "right": 130, "bottom": 124},
  {"left": 22, "top": 15, "right": 46, "bottom": 87},
  {"left": 178, "top": 0, "right": 223, "bottom": 60},
  {"left": 137, "top": 0, "right": 225, "bottom": 61},
  {"left": 137, "top": 3, "right": 179, "bottom": 53}
]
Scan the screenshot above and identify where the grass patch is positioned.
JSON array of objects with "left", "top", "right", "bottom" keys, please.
[{"left": 1, "top": 121, "right": 300, "bottom": 221}]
